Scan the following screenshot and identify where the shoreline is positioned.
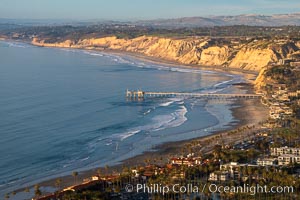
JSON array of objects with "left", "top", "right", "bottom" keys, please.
[
  {"left": 1, "top": 39, "right": 259, "bottom": 78},
  {"left": 99, "top": 49, "right": 259, "bottom": 87},
  {"left": 3, "top": 40, "right": 269, "bottom": 198},
  {"left": 101, "top": 49, "right": 259, "bottom": 76}
]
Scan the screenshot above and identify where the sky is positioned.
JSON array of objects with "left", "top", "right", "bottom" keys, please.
[{"left": 0, "top": 0, "right": 299, "bottom": 21}]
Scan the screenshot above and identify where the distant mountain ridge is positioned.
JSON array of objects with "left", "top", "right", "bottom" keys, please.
[
  {"left": 1, "top": 13, "right": 300, "bottom": 28},
  {"left": 137, "top": 13, "right": 300, "bottom": 27}
]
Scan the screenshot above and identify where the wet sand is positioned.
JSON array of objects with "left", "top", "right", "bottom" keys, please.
[{"left": 102, "top": 49, "right": 259, "bottom": 81}]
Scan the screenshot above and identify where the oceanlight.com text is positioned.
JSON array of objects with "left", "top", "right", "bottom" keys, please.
[{"left": 125, "top": 183, "right": 294, "bottom": 196}]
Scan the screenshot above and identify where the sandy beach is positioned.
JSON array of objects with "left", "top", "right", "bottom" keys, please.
[{"left": 102, "top": 49, "right": 259, "bottom": 75}]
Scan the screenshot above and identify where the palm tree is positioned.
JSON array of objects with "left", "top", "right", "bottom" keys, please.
[
  {"left": 144, "top": 158, "right": 150, "bottom": 166},
  {"left": 24, "top": 187, "right": 30, "bottom": 193},
  {"left": 97, "top": 168, "right": 102, "bottom": 177},
  {"left": 55, "top": 178, "right": 62, "bottom": 191},
  {"left": 72, "top": 171, "right": 79, "bottom": 185},
  {"left": 34, "top": 184, "right": 42, "bottom": 198},
  {"left": 105, "top": 165, "right": 109, "bottom": 175},
  {"left": 212, "top": 145, "right": 222, "bottom": 159}
]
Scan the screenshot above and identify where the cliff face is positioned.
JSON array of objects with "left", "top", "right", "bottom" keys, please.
[
  {"left": 32, "top": 36, "right": 299, "bottom": 73},
  {"left": 32, "top": 38, "right": 75, "bottom": 48},
  {"left": 199, "top": 46, "right": 230, "bottom": 66},
  {"left": 254, "top": 68, "right": 268, "bottom": 91},
  {"left": 229, "top": 48, "right": 278, "bottom": 71}
]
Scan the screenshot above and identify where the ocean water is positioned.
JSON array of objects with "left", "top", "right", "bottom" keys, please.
[{"left": 0, "top": 41, "right": 245, "bottom": 196}]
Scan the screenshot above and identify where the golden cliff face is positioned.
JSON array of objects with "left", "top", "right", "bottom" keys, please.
[
  {"left": 32, "top": 36, "right": 299, "bottom": 73},
  {"left": 142, "top": 38, "right": 203, "bottom": 64},
  {"left": 199, "top": 46, "right": 230, "bottom": 66},
  {"left": 229, "top": 48, "right": 278, "bottom": 71},
  {"left": 32, "top": 38, "right": 74, "bottom": 48},
  {"left": 254, "top": 68, "right": 267, "bottom": 91}
]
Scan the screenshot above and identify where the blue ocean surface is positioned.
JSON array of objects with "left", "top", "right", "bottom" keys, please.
[{"left": 0, "top": 41, "right": 245, "bottom": 196}]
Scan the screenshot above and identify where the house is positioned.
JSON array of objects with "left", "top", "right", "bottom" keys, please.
[
  {"left": 271, "top": 147, "right": 300, "bottom": 156},
  {"left": 220, "top": 162, "right": 258, "bottom": 180},
  {"left": 290, "top": 62, "right": 300, "bottom": 67},
  {"left": 288, "top": 90, "right": 300, "bottom": 97},
  {"left": 141, "top": 165, "right": 165, "bottom": 178},
  {"left": 279, "top": 58, "right": 294, "bottom": 65},
  {"left": 208, "top": 171, "right": 230, "bottom": 182},
  {"left": 131, "top": 169, "right": 140, "bottom": 177},
  {"left": 170, "top": 157, "right": 201, "bottom": 166},
  {"left": 272, "top": 84, "right": 287, "bottom": 91},
  {"left": 278, "top": 154, "right": 300, "bottom": 165},
  {"left": 256, "top": 158, "right": 277, "bottom": 166}
]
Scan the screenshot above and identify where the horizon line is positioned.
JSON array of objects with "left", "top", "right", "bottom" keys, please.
[{"left": 1, "top": 12, "right": 300, "bottom": 23}]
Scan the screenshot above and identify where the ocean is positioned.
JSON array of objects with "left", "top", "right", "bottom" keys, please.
[{"left": 0, "top": 40, "right": 245, "bottom": 197}]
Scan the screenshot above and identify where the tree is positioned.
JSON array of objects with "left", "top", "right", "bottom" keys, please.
[
  {"left": 34, "top": 184, "right": 42, "bottom": 198},
  {"left": 246, "top": 148, "right": 257, "bottom": 162},
  {"left": 72, "top": 171, "right": 79, "bottom": 185},
  {"left": 55, "top": 178, "right": 62, "bottom": 191},
  {"left": 105, "top": 165, "right": 109, "bottom": 175},
  {"left": 212, "top": 145, "right": 222, "bottom": 160},
  {"left": 24, "top": 187, "right": 30, "bottom": 193},
  {"left": 97, "top": 168, "right": 102, "bottom": 177}
]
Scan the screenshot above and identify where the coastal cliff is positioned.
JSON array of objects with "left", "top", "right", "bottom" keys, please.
[
  {"left": 32, "top": 36, "right": 299, "bottom": 73},
  {"left": 229, "top": 48, "right": 277, "bottom": 71}
]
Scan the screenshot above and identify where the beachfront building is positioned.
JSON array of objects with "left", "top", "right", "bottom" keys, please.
[
  {"left": 290, "top": 62, "right": 300, "bottom": 68},
  {"left": 131, "top": 169, "right": 140, "bottom": 177},
  {"left": 288, "top": 90, "right": 300, "bottom": 98},
  {"left": 170, "top": 157, "right": 201, "bottom": 167},
  {"left": 278, "top": 154, "right": 300, "bottom": 165},
  {"left": 141, "top": 165, "right": 165, "bottom": 178},
  {"left": 279, "top": 58, "right": 294, "bottom": 65},
  {"left": 271, "top": 147, "right": 300, "bottom": 156},
  {"left": 208, "top": 171, "right": 230, "bottom": 182},
  {"left": 256, "top": 158, "right": 277, "bottom": 166},
  {"left": 220, "top": 162, "right": 258, "bottom": 179}
]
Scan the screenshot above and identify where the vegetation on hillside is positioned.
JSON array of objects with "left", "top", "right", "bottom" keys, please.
[{"left": 2, "top": 24, "right": 300, "bottom": 42}]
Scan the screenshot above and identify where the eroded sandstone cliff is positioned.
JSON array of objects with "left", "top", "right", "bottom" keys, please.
[{"left": 32, "top": 36, "right": 299, "bottom": 73}]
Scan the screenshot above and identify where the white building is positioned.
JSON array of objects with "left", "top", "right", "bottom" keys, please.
[
  {"left": 278, "top": 154, "right": 300, "bottom": 165},
  {"left": 209, "top": 171, "right": 230, "bottom": 182},
  {"left": 170, "top": 157, "right": 201, "bottom": 166},
  {"left": 271, "top": 147, "right": 300, "bottom": 156},
  {"left": 220, "top": 162, "right": 258, "bottom": 179},
  {"left": 256, "top": 158, "right": 277, "bottom": 166}
]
